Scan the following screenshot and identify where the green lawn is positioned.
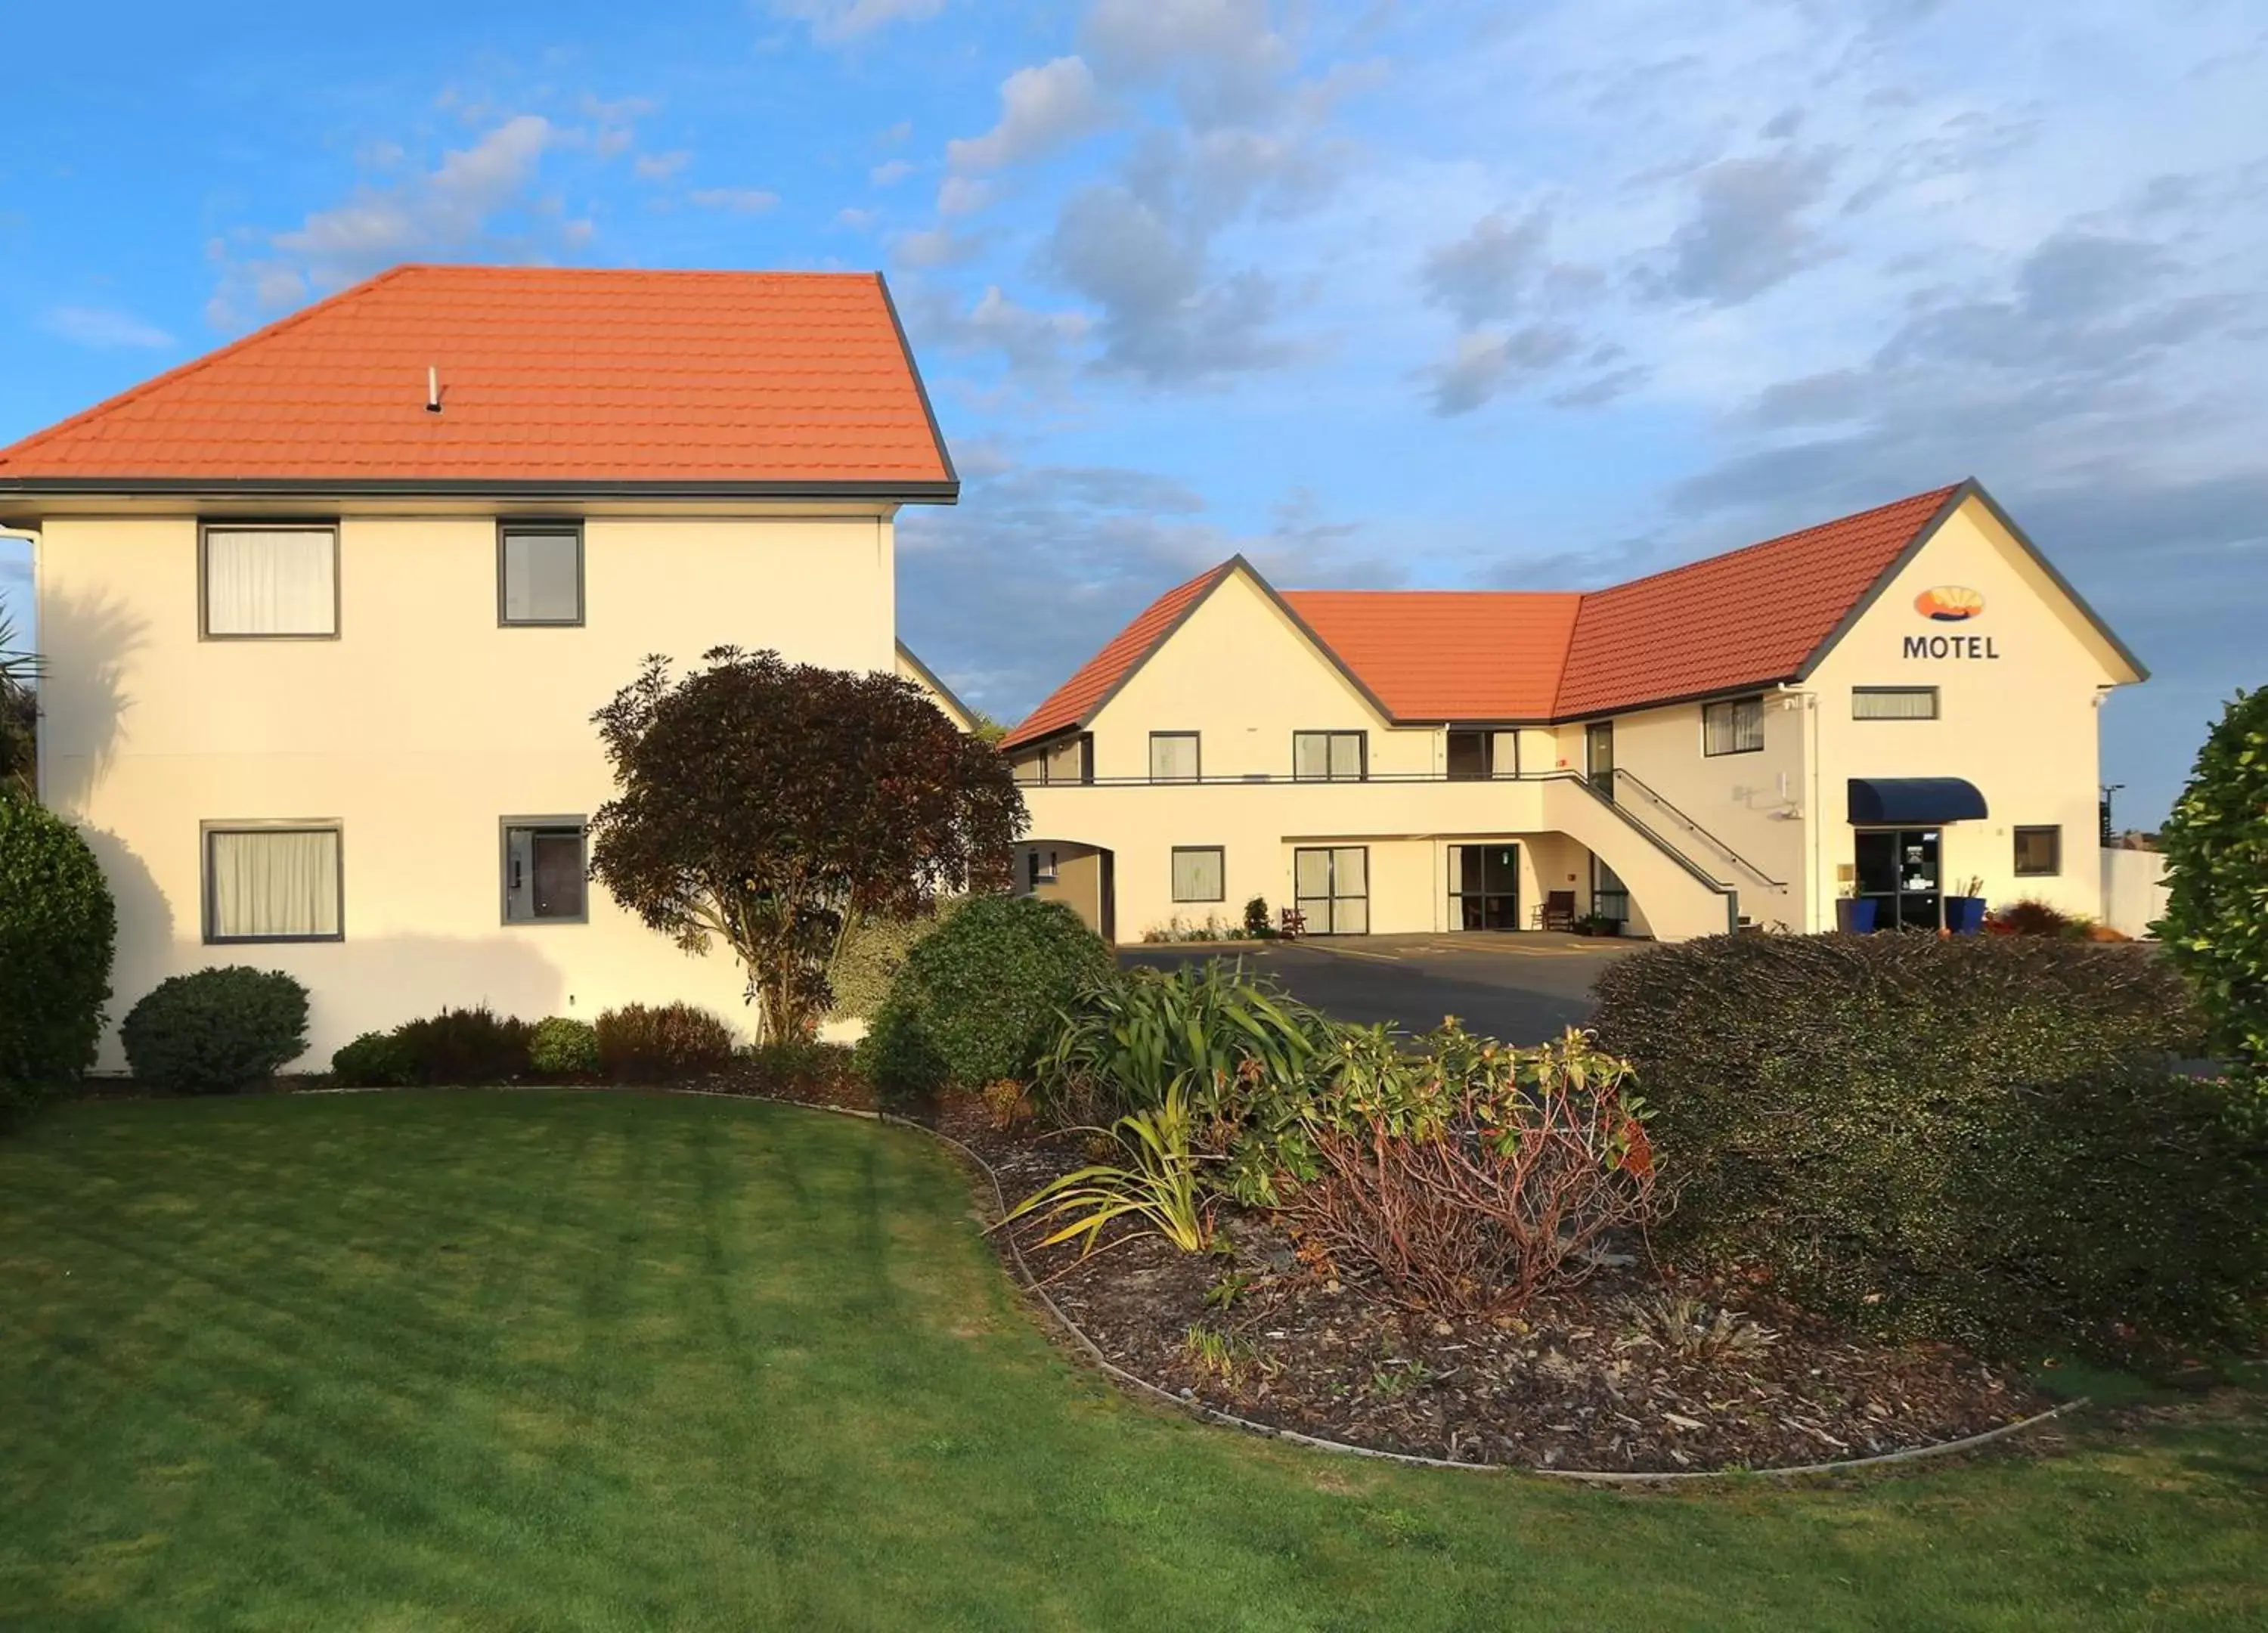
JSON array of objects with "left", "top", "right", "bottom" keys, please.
[{"left": 2, "top": 1092, "right": 2262, "bottom": 1631}]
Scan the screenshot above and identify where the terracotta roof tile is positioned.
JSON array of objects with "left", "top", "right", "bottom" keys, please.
[
  {"left": 1282, "top": 590, "right": 1583, "bottom": 720},
  {"left": 0, "top": 264, "right": 954, "bottom": 489},
  {"left": 1003, "top": 487, "right": 1969, "bottom": 744},
  {"left": 1002, "top": 563, "right": 1230, "bottom": 748},
  {"left": 1551, "top": 486, "right": 1958, "bottom": 716}
]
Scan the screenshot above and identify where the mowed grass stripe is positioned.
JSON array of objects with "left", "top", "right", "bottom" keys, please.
[{"left": 2, "top": 1091, "right": 2262, "bottom": 1631}]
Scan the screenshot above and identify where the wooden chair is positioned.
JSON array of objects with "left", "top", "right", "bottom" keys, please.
[
  {"left": 1278, "top": 906, "right": 1307, "bottom": 939},
  {"left": 1535, "top": 891, "right": 1577, "bottom": 931}
]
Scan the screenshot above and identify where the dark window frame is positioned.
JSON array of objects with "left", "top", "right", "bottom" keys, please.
[
  {"left": 1292, "top": 729, "right": 1368, "bottom": 782},
  {"left": 1701, "top": 695, "right": 1766, "bottom": 757},
  {"left": 1148, "top": 730, "right": 1202, "bottom": 783},
  {"left": 1852, "top": 686, "right": 1941, "bottom": 720},
  {"left": 1446, "top": 727, "right": 1521, "bottom": 780},
  {"left": 2013, "top": 824, "right": 2062, "bottom": 878},
  {"left": 1170, "top": 844, "right": 1226, "bottom": 903},
  {"left": 198, "top": 519, "right": 342, "bottom": 641},
  {"left": 496, "top": 520, "right": 587, "bottom": 628},
  {"left": 200, "top": 820, "right": 346, "bottom": 944},
  {"left": 500, "top": 816, "right": 592, "bottom": 925}
]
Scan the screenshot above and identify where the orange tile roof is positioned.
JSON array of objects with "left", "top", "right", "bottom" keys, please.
[
  {"left": 1002, "top": 562, "right": 1232, "bottom": 748},
  {"left": 1551, "top": 485, "right": 1959, "bottom": 716},
  {"left": 1003, "top": 486, "right": 1969, "bottom": 745},
  {"left": 0, "top": 264, "right": 956, "bottom": 494},
  {"left": 1284, "top": 590, "right": 1584, "bottom": 720}
]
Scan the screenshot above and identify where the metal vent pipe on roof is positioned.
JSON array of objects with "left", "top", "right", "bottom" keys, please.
[{"left": 426, "top": 367, "right": 442, "bottom": 414}]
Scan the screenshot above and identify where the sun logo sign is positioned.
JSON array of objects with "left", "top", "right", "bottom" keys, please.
[{"left": 1913, "top": 586, "right": 1985, "bottom": 621}]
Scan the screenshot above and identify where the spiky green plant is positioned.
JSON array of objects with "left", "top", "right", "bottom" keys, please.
[{"left": 1000, "top": 1080, "right": 1210, "bottom": 1255}]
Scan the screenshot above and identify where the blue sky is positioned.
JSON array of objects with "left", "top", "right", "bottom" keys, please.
[{"left": 3, "top": 0, "right": 2263, "bottom": 824}]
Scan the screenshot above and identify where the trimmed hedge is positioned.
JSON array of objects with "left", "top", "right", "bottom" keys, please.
[
  {"left": 0, "top": 797, "right": 116, "bottom": 1125},
  {"left": 594, "top": 1002, "right": 735, "bottom": 1083},
  {"left": 392, "top": 1006, "right": 533, "bottom": 1086},
  {"left": 828, "top": 897, "right": 966, "bottom": 1021},
  {"left": 121, "top": 966, "right": 309, "bottom": 1094},
  {"left": 331, "top": 1030, "right": 418, "bottom": 1088},
  {"left": 1591, "top": 934, "right": 2260, "bottom": 1363},
  {"left": 860, "top": 895, "right": 1114, "bottom": 1100},
  {"left": 529, "top": 1016, "right": 601, "bottom": 1076}
]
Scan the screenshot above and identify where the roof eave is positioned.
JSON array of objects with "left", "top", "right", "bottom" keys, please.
[{"left": 0, "top": 475, "right": 959, "bottom": 504}]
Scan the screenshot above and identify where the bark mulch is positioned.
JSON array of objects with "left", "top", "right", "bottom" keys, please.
[{"left": 937, "top": 1101, "right": 2051, "bottom": 1476}]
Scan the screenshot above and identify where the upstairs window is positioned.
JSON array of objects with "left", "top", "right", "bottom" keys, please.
[
  {"left": 201, "top": 524, "right": 338, "bottom": 638},
  {"left": 1701, "top": 696, "right": 1765, "bottom": 756},
  {"left": 1149, "top": 732, "right": 1201, "bottom": 782},
  {"left": 1854, "top": 686, "right": 1939, "bottom": 720},
  {"left": 1293, "top": 730, "right": 1366, "bottom": 782},
  {"left": 499, "top": 522, "right": 584, "bottom": 626},
  {"left": 1446, "top": 730, "right": 1520, "bottom": 779},
  {"left": 1015, "top": 735, "right": 1093, "bottom": 786}
]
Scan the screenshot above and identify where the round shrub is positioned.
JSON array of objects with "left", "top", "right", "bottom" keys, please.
[
  {"left": 593, "top": 1002, "right": 735, "bottom": 1083},
  {"left": 2159, "top": 684, "right": 2268, "bottom": 1076},
  {"left": 1591, "top": 934, "right": 2252, "bottom": 1365},
  {"left": 391, "top": 1006, "right": 534, "bottom": 1086},
  {"left": 529, "top": 1016, "right": 601, "bottom": 1077},
  {"left": 121, "top": 966, "right": 309, "bottom": 1095},
  {"left": 865, "top": 895, "right": 1113, "bottom": 1098},
  {"left": 0, "top": 796, "right": 117, "bottom": 1124},
  {"left": 330, "top": 1030, "right": 417, "bottom": 1088}
]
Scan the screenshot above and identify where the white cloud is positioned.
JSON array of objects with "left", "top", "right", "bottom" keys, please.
[
  {"left": 936, "top": 175, "right": 992, "bottom": 216},
  {"left": 945, "top": 56, "right": 1111, "bottom": 171},
  {"left": 870, "top": 158, "right": 915, "bottom": 185},
  {"left": 891, "top": 225, "right": 985, "bottom": 268},
  {"left": 836, "top": 206, "right": 880, "bottom": 229},
  {"left": 39, "top": 305, "right": 177, "bottom": 350},
  {"left": 1082, "top": 0, "right": 1294, "bottom": 125},
  {"left": 634, "top": 150, "right": 692, "bottom": 181},
  {"left": 688, "top": 187, "right": 782, "bottom": 212},
  {"left": 770, "top": 0, "right": 943, "bottom": 45}
]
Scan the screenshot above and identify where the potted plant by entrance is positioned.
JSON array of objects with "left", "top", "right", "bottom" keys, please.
[
  {"left": 1571, "top": 911, "right": 1620, "bottom": 937},
  {"left": 1833, "top": 885, "right": 1878, "bottom": 934},
  {"left": 1942, "top": 875, "right": 1988, "bottom": 936}
]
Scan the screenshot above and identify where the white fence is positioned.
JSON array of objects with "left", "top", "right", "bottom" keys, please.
[{"left": 2099, "top": 847, "right": 2169, "bottom": 939}]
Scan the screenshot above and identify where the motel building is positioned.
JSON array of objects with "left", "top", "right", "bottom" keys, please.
[{"left": 1001, "top": 481, "right": 2147, "bottom": 944}]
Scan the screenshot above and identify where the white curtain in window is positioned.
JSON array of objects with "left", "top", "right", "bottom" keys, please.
[
  {"left": 1171, "top": 848, "right": 1223, "bottom": 902},
  {"left": 1043, "top": 739, "right": 1086, "bottom": 783},
  {"left": 1294, "top": 734, "right": 1329, "bottom": 780},
  {"left": 1150, "top": 734, "right": 1199, "bottom": 782},
  {"left": 206, "top": 529, "right": 336, "bottom": 635},
  {"left": 1328, "top": 733, "right": 1363, "bottom": 780},
  {"left": 503, "top": 531, "right": 581, "bottom": 622},
  {"left": 211, "top": 829, "right": 340, "bottom": 938},
  {"left": 1490, "top": 731, "right": 1520, "bottom": 778},
  {"left": 1854, "top": 689, "right": 1938, "bottom": 720},
  {"left": 1704, "top": 699, "right": 1764, "bottom": 755}
]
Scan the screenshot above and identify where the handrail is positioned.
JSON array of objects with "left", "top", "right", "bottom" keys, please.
[
  {"left": 1548, "top": 773, "right": 1738, "bottom": 933},
  {"left": 1606, "top": 768, "right": 1789, "bottom": 890}
]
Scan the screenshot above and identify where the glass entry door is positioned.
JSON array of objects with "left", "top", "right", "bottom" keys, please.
[
  {"left": 1854, "top": 828, "right": 1942, "bottom": 931},
  {"left": 1585, "top": 721, "right": 1616, "bottom": 801},
  {"left": 1448, "top": 843, "right": 1520, "bottom": 930},
  {"left": 1294, "top": 846, "right": 1369, "bottom": 934}
]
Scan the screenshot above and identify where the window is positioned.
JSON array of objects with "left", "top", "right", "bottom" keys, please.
[
  {"left": 1293, "top": 730, "right": 1366, "bottom": 782},
  {"left": 1171, "top": 846, "right": 1225, "bottom": 903},
  {"left": 1027, "top": 847, "right": 1058, "bottom": 889},
  {"left": 499, "top": 523, "right": 584, "bottom": 625},
  {"left": 502, "top": 820, "right": 589, "bottom": 922},
  {"left": 1702, "top": 696, "right": 1765, "bottom": 756},
  {"left": 1448, "top": 843, "right": 1520, "bottom": 930},
  {"left": 203, "top": 824, "right": 342, "bottom": 943},
  {"left": 2013, "top": 825, "right": 2062, "bottom": 877},
  {"left": 1854, "top": 686, "right": 1939, "bottom": 720},
  {"left": 1446, "top": 730, "right": 1520, "bottom": 779},
  {"left": 1293, "top": 845, "right": 1369, "bottom": 934},
  {"left": 200, "top": 524, "right": 338, "bottom": 638},
  {"left": 1013, "top": 735, "right": 1093, "bottom": 786},
  {"left": 1149, "top": 732, "right": 1201, "bottom": 782}
]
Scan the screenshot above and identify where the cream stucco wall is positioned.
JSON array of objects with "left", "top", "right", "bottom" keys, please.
[{"left": 39, "top": 509, "right": 897, "bottom": 1067}]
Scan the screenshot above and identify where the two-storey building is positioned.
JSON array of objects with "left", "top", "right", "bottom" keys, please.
[
  {"left": 0, "top": 263, "right": 958, "bottom": 1064},
  {"left": 1002, "top": 483, "right": 2145, "bottom": 942}
]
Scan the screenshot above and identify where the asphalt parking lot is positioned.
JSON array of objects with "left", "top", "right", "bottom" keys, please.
[{"left": 1120, "top": 932, "right": 1648, "bottom": 1044}]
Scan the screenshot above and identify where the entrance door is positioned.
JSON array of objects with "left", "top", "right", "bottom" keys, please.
[
  {"left": 1585, "top": 721, "right": 1616, "bottom": 801},
  {"left": 531, "top": 831, "right": 586, "bottom": 920},
  {"left": 1854, "top": 829, "right": 1942, "bottom": 931},
  {"left": 1448, "top": 843, "right": 1520, "bottom": 930},
  {"left": 1294, "top": 846, "right": 1369, "bottom": 934}
]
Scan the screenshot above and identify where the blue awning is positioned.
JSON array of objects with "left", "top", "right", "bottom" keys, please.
[{"left": 1848, "top": 776, "right": 1989, "bottom": 825}]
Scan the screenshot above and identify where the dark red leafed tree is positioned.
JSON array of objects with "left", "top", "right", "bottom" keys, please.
[{"left": 589, "top": 647, "right": 1024, "bottom": 1042}]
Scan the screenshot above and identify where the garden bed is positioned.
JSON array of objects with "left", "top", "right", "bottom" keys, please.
[{"left": 940, "top": 1100, "right": 2050, "bottom": 1475}]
